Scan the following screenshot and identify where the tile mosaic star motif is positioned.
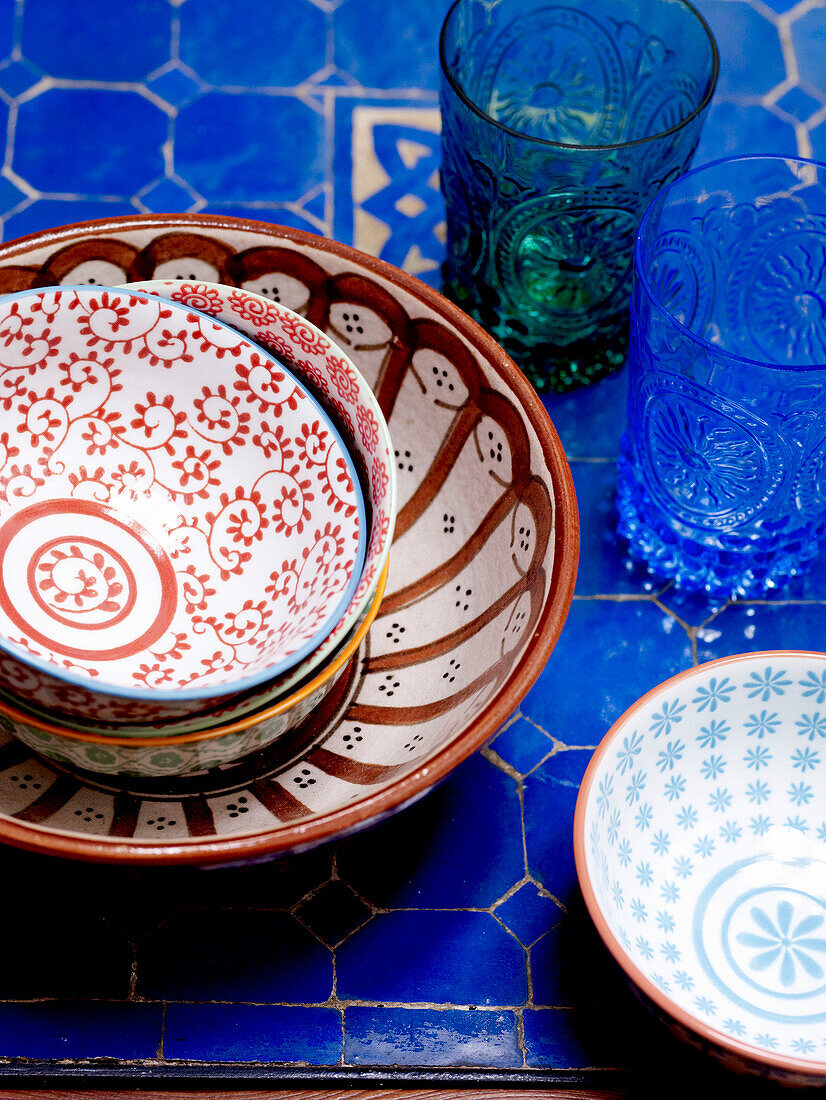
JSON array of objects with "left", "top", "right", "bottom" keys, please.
[{"left": 0, "top": 0, "right": 823, "bottom": 1083}]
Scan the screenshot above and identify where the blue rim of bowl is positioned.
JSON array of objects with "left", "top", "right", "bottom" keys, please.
[
  {"left": 574, "top": 650, "right": 826, "bottom": 1080},
  {"left": 0, "top": 284, "right": 368, "bottom": 702},
  {"left": 634, "top": 153, "right": 826, "bottom": 373}
]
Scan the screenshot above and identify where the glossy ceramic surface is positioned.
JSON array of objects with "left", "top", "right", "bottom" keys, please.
[
  {"left": 126, "top": 278, "right": 396, "bottom": 697},
  {"left": 0, "top": 286, "right": 365, "bottom": 722},
  {"left": 618, "top": 156, "right": 826, "bottom": 599},
  {"left": 439, "top": 0, "right": 718, "bottom": 392},
  {"left": 0, "top": 214, "right": 577, "bottom": 862},
  {"left": 0, "top": 564, "right": 387, "bottom": 778},
  {"left": 0, "top": 0, "right": 825, "bottom": 1084},
  {"left": 576, "top": 651, "right": 826, "bottom": 1083}
]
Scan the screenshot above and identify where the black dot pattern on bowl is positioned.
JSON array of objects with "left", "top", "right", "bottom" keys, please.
[
  {"left": 442, "top": 658, "right": 460, "bottom": 683},
  {"left": 342, "top": 726, "right": 364, "bottom": 752},
  {"left": 455, "top": 584, "right": 472, "bottom": 612},
  {"left": 487, "top": 431, "right": 503, "bottom": 463},
  {"left": 173, "top": 272, "right": 199, "bottom": 280},
  {"left": 146, "top": 815, "right": 177, "bottom": 830},
  {"left": 10, "top": 774, "right": 42, "bottom": 791},
  {"left": 404, "top": 734, "right": 424, "bottom": 753},
  {"left": 510, "top": 608, "right": 528, "bottom": 635},
  {"left": 443, "top": 513, "right": 455, "bottom": 534},
  {"left": 74, "top": 806, "right": 104, "bottom": 823},
  {"left": 517, "top": 525, "right": 532, "bottom": 553},
  {"left": 342, "top": 310, "right": 363, "bottom": 335},
  {"left": 226, "top": 795, "right": 249, "bottom": 819},
  {"left": 259, "top": 286, "right": 281, "bottom": 301},
  {"left": 432, "top": 364, "right": 455, "bottom": 391},
  {"left": 293, "top": 769, "right": 316, "bottom": 790},
  {"left": 386, "top": 622, "right": 406, "bottom": 644},
  {"left": 378, "top": 674, "right": 400, "bottom": 697},
  {"left": 394, "top": 448, "right": 413, "bottom": 473}
]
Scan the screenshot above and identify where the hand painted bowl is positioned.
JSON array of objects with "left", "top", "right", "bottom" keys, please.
[
  {"left": 122, "top": 278, "right": 396, "bottom": 707},
  {"left": 0, "top": 563, "right": 387, "bottom": 777},
  {"left": 575, "top": 651, "right": 826, "bottom": 1086},
  {"left": 0, "top": 286, "right": 366, "bottom": 723},
  {"left": 0, "top": 215, "right": 577, "bottom": 865}
]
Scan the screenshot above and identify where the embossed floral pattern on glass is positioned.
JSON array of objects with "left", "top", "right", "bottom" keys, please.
[
  {"left": 439, "top": 0, "right": 718, "bottom": 392},
  {"left": 617, "top": 155, "right": 826, "bottom": 597}
]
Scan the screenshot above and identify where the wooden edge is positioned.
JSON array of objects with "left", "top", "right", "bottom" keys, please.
[{"left": 0, "top": 1091, "right": 628, "bottom": 1100}]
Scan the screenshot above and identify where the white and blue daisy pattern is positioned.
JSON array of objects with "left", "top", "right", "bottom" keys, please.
[{"left": 583, "top": 655, "right": 826, "bottom": 1065}]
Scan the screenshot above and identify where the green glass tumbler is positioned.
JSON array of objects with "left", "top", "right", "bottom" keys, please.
[{"left": 439, "top": 0, "right": 719, "bottom": 392}]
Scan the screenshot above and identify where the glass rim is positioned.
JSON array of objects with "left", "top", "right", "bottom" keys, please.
[
  {"left": 438, "top": 0, "right": 720, "bottom": 153},
  {"left": 634, "top": 152, "right": 826, "bottom": 373}
]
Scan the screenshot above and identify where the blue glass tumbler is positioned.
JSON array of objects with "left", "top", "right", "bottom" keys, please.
[
  {"left": 617, "top": 155, "right": 826, "bottom": 598},
  {"left": 439, "top": 0, "right": 718, "bottom": 392}
]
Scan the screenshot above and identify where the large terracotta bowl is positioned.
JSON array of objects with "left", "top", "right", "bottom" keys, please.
[{"left": 0, "top": 215, "right": 578, "bottom": 865}]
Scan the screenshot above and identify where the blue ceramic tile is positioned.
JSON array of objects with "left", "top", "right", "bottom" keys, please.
[
  {"left": 522, "top": 1009, "right": 599, "bottom": 1069},
  {"left": 295, "top": 880, "right": 372, "bottom": 947},
  {"left": 494, "top": 882, "right": 563, "bottom": 946},
  {"left": 3, "top": 199, "right": 140, "bottom": 242},
  {"left": 201, "top": 202, "right": 326, "bottom": 234},
  {"left": 333, "top": 0, "right": 450, "bottom": 89},
  {"left": 696, "top": 602, "right": 826, "bottom": 664},
  {"left": 175, "top": 93, "right": 324, "bottom": 203},
  {"left": 333, "top": 96, "right": 443, "bottom": 285},
  {"left": 139, "top": 910, "right": 333, "bottom": 1002},
  {"left": 0, "top": 59, "right": 41, "bottom": 98},
  {"left": 694, "top": 101, "right": 799, "bottom": 164},
  {"left": 164, "top": 1004, "right": 341, "bottom": 1063},
  {"left": 139, "top": 176, "right": 200, "bottom": 212},
  {"left": 344, "top": 1007, "right": 522, "bottom": 1067},
  {"left": 520, "top": 600, "right": 693, "bottom": 744},
  {"left": 22, "top": 0, "right": 171, "bottom": 81},
  {"left": 572, "top": 462, "right": 657, "bottom": 596},
  {"left": 337, "top": 754, "right": 523, "bottom": 909},
  {"left": 523, "top": 749, "right": 594, "bottom": 903},
  {"left": 14, "top": 89, "right": 166, "bottom": 194},
  {"left": 180, "top": 0, "right": 326, "bottom": 87},
  {"left": 489, "top": 717, "right": 554, "bottom": 775},
  {"left": 809, "top": 118, "right": 826, "bottom": 166},
  {"left": 655, "top": 585, "right": 728, "bottom": 628},
  {"left": 695, "top": 2, "right": 786, "bottom": 97},
  {"left": 336, "top": 911, "right": 527, "bottom": 1005},
  {"left": 541, "top": 366, "right": 628, "bottom": 459},
  {"left": 0, "top": 1002, "right": 163, "bottom": 1060},
  {"left": 0, "top": 4, "right": 13, "bottom": 63},
  {"left": 776, "top": 85, "right": 823, "bottom": 122},
  {"left": 530, "top": 912, "right": 601, "bottom": 1008},
  {"left": 146, "top": 67, "right": 203, "bottom": 110},
  {"left": 0, "top": 907, "right": 130, "bottom": 997},
  {"left": 793, "top": 10, "right": 826, "bottom": 96},
  {"left": 0, "top": 174, "right": 24, "bottom": 218}
]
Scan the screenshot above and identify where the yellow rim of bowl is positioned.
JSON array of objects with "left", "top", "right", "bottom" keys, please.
[{"left": 0, "top": 562, "right": 388, "bottom": 747}]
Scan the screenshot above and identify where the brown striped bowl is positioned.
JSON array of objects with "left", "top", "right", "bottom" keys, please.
[{"left": 0, "top": 215, "right": 578, "bottom": 864}]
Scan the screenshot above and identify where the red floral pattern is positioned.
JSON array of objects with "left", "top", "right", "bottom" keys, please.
[{"left": 0, "top": 288, "right": 364, "bottom": 720}]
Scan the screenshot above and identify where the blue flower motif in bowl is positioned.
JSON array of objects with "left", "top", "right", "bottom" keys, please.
[{"left": 575, "top": 651, "right": 826, "bottom": 1084}]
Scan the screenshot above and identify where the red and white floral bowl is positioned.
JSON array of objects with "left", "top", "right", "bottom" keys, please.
[
  {"left": 124, "top": 279, "right": 396, "bottom": 708},
  {"left": 0, "top": 563, "right": 388, "bottom": 777},
  {"left": 0, "top": 286, "right": 367, "bottom": 722}
]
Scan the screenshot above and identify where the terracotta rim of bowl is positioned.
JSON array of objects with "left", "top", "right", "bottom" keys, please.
[
  {"left": 574, "top": 650, "right": 826, "bottom": 1080},
  {"left": 0, "top": 563, "right": 388, "bottom": 746},
  {"left": 0, "top": 213, "right": 579, "bottom": 865}
]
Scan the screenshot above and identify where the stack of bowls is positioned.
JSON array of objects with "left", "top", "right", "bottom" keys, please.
[{"left": 0, "top": 281, "right": 396, "bottom": 777}]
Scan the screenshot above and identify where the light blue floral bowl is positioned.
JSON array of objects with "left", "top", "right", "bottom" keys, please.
[{"left": 575, "top": 651, "right": 826, "bottom": 1084}]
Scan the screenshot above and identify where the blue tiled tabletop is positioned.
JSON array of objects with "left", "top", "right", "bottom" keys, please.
[{"left": 0, "top": 0, "right": 825, "bottom": 1088}]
